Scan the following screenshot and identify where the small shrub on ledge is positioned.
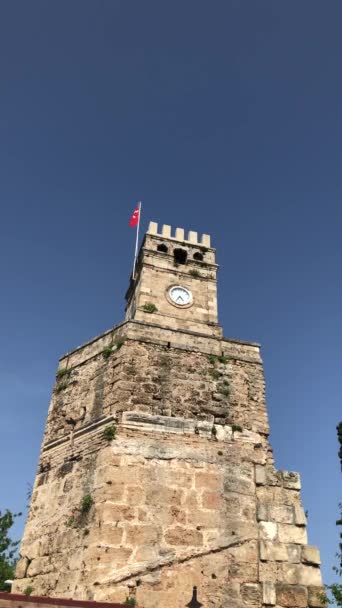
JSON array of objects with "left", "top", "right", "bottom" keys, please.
[
  {"left": 208, "top": 354, "right": 230, "bottom": 365},
  {"left": 24, "top": 587, "right": 34, "bottom": 596},
  {"left": 115, "top": 338, "right": 126, "bottom": 349},
  {"left": 142, "top": 303, "right": 157, "bottom": 313},
  {"left": 56, "top": 367, "right": 72, "bottom": 380},
  {"left": 103, "top": 424, "right": 116, "bottom": 441},
  {"left": 189, "top": 269, "right": 201, "bottom": 278},
  {"left": 124, "top": 598, "right": 137, "bottom": 607},
  {"left": 55, "top": 381, "right": 68, "bottom": 393},
  {"left": 102, "top": 345, "right": 114, "bottom": 359},
  {"left": 218, "top": 355, "right": 230, "bottom": 364},
  {"left": 102, "top": 338, "right": 126, "bottom": 359}
]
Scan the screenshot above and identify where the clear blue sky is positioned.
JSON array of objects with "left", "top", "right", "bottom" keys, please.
[{"left": 1, "top": 0, "right": 341, "bottom": 586}]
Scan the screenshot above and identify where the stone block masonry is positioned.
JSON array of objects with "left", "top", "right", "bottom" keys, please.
[
  {"left": 13, "top": 323, "right": 323, "bottom": 608},
  {"left": 13, "top": 223, "right": 324, "bottom": 608}
]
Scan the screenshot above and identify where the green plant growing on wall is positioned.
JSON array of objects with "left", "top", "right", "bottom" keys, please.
[
  {"left": 67, "top": 495, "right": 94, "bottom": 528},
  {"left": 124, "top": 597, "right": 137, "bottom": 606},
  {"left": 103, "top": 424, "right": 116, "bottom": 441},
  {"left": 56, "top": 367, "right": 72, "bottom": 380},
  {"left": 66, "top": 504, "right": 80, "bottom": 528},
  {"left": 115, "top": 338, "right": 126, "bottom": 349},
  {"left": 216, "top": 378, "right": 230, "bottom": 396},
  {"left": 102, "top": 345, "right": 114, "bottom": 359},
  {"left": 55, "top": 366, "right": 74, "bottom": 392},
  {"left": 80, "top": 495, "right": 93, "bottom": 514},
  {"left": 208, "top": 354, "right": 230, "bottom": 365},
  {"left": 142, "top": 303, "right": 157, "bottom": 313},
  {"left": 55, "top": 381, "right": 68, "bottom": 393},
  {"left": 208, "top": 354, "right": 217, "bottom": 365},
  {"left": 232, "top": 424, "right": 242, "bottom": 434},
  {"left": 23, "top": 586, "right": 34, "bottom": 596},
  {"left": 189, "top": 269, "right": 200, "bottom": 278},
  {"left": 210, "top": 369, "right": 221, "bottom": 380},
  {"left": 102, "top": 338, "right": 126, "bottom": 359},
  {"left": 66, "top": 515, "right": 75, "bottom": 527}
]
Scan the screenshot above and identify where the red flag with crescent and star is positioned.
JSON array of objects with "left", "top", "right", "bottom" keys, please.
[{"left": 129, "top": 206, "right": 140, "bottom": 227}]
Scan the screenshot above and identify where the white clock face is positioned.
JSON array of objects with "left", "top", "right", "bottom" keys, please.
[{"left": 169, "top": 286, "right": 192, "bottom": 307}]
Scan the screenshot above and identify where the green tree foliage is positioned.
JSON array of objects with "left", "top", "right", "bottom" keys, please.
[
  {"left": 323, "top": 422, "right": 342, "bottom": 606},
  {"left": 323, "top": 502, "right": 342, "bottom": 605},
  {"left": 329, "top": 500, "right": 342, "bottom": 606},
  {"left": 0, "top": 509, "right": 21, "bottom": 591},
  {"left": 338, "top": 422, "right": 342, "bottom": 472}
]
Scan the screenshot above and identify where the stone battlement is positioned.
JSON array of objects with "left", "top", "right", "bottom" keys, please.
[{"left": 147, "top": 221, "right": 211, "bottom": 247}]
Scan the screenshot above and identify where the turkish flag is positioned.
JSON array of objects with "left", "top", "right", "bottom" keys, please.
[{"left": 129, "top": 206, "right": 140, "bottom": 227}]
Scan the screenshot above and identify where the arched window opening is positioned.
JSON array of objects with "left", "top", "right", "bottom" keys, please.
[
  {"left": 193, "top": 252, "right": 204, "bottom": 261},
  {"left": 174, "top": 248, "right": 187, "bottom": 265},
  {"left": 157, "top": 243, "right": 168, "bottom": 253}
]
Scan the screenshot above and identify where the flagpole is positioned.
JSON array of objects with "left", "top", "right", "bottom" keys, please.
[{"left": 132, "top": 201, "right": 142, "bottom": 280}]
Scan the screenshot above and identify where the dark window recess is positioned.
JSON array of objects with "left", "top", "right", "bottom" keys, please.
[
  {"left": 174, "top": 248, "right": 187, "bottom": 264},
  {"left": 157, "top": 243, "right": 168, "bottom": 253},
  {"left": 194, "top": 252, "right": 204, "bottom": 261}
]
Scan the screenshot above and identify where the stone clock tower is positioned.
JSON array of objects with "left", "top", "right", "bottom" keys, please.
[
  {"left": 14, "top": 223, "right": 323, "bottom": 608},
  {"left": 125, "top": 223, "right": 220, "bottom": 336}
]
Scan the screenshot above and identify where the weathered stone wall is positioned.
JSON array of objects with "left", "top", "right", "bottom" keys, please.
[
  {"left": 13, "top": 322, "right": 323, "bottom": 608},
  {"left": 41, "top": 322, "right": 267, "bottom": 445},
  {"left": 0, "top": 592, "right": 128, "bottom": 608}
]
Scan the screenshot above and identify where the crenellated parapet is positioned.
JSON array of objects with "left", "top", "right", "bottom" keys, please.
[
  {"left": 147, "top": 221, "right": 211, "bottom": 247},
  {"left": 125, "top": 221, "right": 219, "bottom": 334}
]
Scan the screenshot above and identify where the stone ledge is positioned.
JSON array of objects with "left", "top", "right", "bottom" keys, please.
[
  {"left": 122, "top": 411, "right": 198, "bottom": 436},
  {"left": 43, "top": 411, "right": 268, "bottom": 455},
  {"left": 59, "top": 319, "right": 261, "bottom": 363},
  {"left": 42, "top": 415, "right": 116, "bottom": 452}
]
